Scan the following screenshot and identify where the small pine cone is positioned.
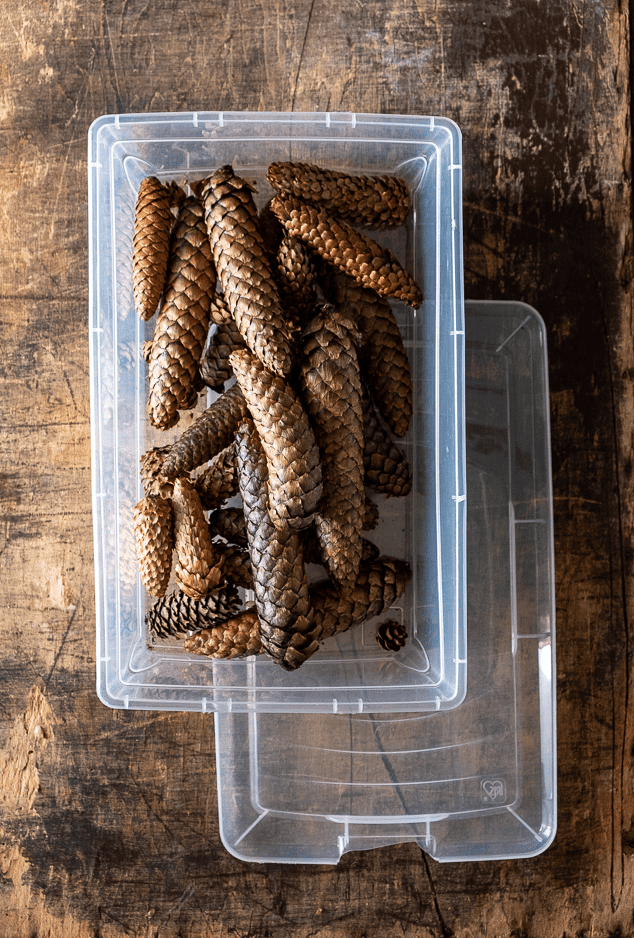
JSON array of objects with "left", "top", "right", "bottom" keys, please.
[
  {"left": 147, "top": 196, "right": 215, "bottom": 430},
  {"left": 209, "top": 291, "right": 233, "bottom": 326},
  {"left": 133, "top": 176, "right": 180, "bottom": 321},
  {"left": 310, "top": 558, "right": 412, "bottom": 641},
  {"left": 298, "top": 305, "right": 364, "bottom": 590},
  {"left": 133, "top": 495, "right": 174, "bottom": 597},
  {"left": 274, "top": 233, "right": 318, "bottom": 329},
  {"left": 362, "top": 383, "right": 412, "bottom": 496},
  {"left": 183, "top": 608, "right": 263, "bottom": 659},
  {"left": 172, "top": 478, "right": 224, "bottom": 599},
  {"left": 140, "top": 446, "right": 174, "bottom": 497},
  {"left": 208, "top": 507, "right": 248, "bottom": 547},
  {"left": 270, "top": 193, "right": 422, "bottom": 308},
  {"left": 267, "top": 161, "right": 410, "bottom": 229},
  {"left": 199, "top": 318, "right": 246, "bottom": 390},
  {"left": 230, "top": 348, "right": 323, "bottom": 532},
  {"left": 201, "top": 166, "right": 294, "bottom": 376},
  {"left": 376, "top": 619, "right": 408, "bottom": 651},
  {"left": 221, "top": 545, "right": 254, "bottom": 591},
  {"left": 322, "top": 269, "right": 413, "bottom": 437},
  {"left": 146, "top": 583, "right": 242, "bottom": 641},
  {"left": 363, "top": 496, "right": 380, "bottom": 531},
  {"left": 161, "top": 383, "right": 249, "bottom": 479},
  {"left": 235, "top": 421, "right": 320, "bottom": 670},
  {"left": 193, "top": 444, "right": 239, "bottom": 510}
]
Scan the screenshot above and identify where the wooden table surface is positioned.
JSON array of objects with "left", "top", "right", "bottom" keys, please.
[{"left": 1, "top": 1, "right": 632, "bottom": 936}]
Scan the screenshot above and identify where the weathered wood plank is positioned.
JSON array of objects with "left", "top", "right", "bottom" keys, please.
[{"left": 0, "top": 0, "right": 632, "bottom": 936}]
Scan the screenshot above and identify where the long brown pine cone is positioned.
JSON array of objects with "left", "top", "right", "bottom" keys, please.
[
  {"left": 200, "top": 165, "right": 294, "bottom": 376},
  {"left": 230, "top": 347, "right": 323, "bottom": 532},
  {"left": 172, "top": 478, "right": 224, "bottom": 599},
  {"left": 133, "top": 176, "right": 180, "bottom": 322},
  {"left": 146, "top": 582, "right": 242, "bottom": 641},
  {"left": 133, "top": 495, "right": 174, "bottom": 597},
  {"left": 267, "top": 161, "right": 411, "bottom": 229},
  {"left": 270, "top": 193, "right": 422, "bottom": 309},
  {"left": 160, "top": 383, "right": 248, "bottom": 479},
  {"left": 362, "top": 382, "right": 412, "bottom": 497},
  {"left": 274, "top": 233, "right": 318, "bottom": 330},
  {"left": 298, "top": 305, "right": 365, "bottom": 591},
  {"left": 193, "top": 444, "right": 238, "bottom": 511},
  {"left": 235, "top": 421, "right": 320, "bottom": 671},
  {"left": 147, "top": 196, "right": 215, "bottom": 430},
  {"left": 199, "top": 318, "right": 246, "bottom": 391},
  {"left": 140, "top": 445, "right": 173, "bottom": 497},
  {"left": 310, "top": 558, "right": 412, "bottom": 640},
  {"left": 183, "top": 608, "right": 263, "bottom": 659},
  {"left": 302, "top": 529, "right": 380, "bottom": 568},
  {"left": 322, "top": 269, "right": 413, "bottom": 437}
]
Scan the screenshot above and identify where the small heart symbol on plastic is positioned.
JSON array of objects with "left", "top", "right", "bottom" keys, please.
[{"left": 482, "top": 779, "right": 504, "bottom": 802}]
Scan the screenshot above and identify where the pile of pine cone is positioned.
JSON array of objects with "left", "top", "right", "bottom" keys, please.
[{"left": 132, "top": 161, "right": 418, "bottom": 671}]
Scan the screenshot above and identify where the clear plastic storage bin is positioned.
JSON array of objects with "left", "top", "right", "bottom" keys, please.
[
  {"left": 214, "top": 301, "right": 556, "bottom": 862},
  {"left": 88, "top": 111, "right": 466, "bottom": 713}
]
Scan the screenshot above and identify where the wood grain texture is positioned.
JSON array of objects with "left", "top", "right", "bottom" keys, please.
[{"left": 0, "top": 0, "right": 632, "bottom": 936}]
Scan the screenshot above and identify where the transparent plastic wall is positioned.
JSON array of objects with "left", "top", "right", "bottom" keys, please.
[{"left": 89, "top": 112, "right": 466, "bottom": 713}]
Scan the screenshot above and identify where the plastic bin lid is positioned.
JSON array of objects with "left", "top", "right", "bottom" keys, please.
[{"left": 213, "top": 300, "right": 556, "bottom": 863}]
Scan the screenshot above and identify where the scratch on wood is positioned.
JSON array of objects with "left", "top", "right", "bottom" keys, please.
[{"left": 290, "top": 0, "right": 316, "bottom": 111}]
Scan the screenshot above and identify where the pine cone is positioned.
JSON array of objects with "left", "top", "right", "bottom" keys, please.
[
  {"left": 220, "top": 545, "right": 254, "bottom": 591},
  {"left": 208, "top": 506, "right": 248, "bottom": 547},
  {"left": 270, "top": 193, "right": 422, "bottom": 308},
  {"left": 302, "top": 529, "right": 379, "bottom": 568},
  {"left": 193, "top": 444, "right": 238, "bottom": 510},
  {"left": 160, "top": 383, "right": 249, "bottom": 479},
  {"left": 322, "top": 269, "right": 413, "bottom": 437},
  {"left": 208, "top": 290, "right": 232, "bottom": 325},
  {"left": 132, "top": 495, "right": 174, "bottom": 597},
  {"left": 200, "top": 166, "right": 294, "bottom": 376},
  {"left": 140, "top": 445, "right": 174, "bottom": 497},
  {"left": 298, "top": 305, "right": 364, "bottom": 590},
  {"left": 235, "top": 421, "right": 320, "bottom": 670},
  {"left": 183, "top": 608, "right": 263, "bottom": 658},
  {"left": 230, "top": 348, "right": 323, "bottom": 532},
  {"left": 310, "top": 558, "right": 412, "bottom": 640},
  {"left": 172, "top": 478, "right": 224, "bottom": 599},
  {"left": 362, "top": 383, "right": 412, "bottom": 496},
  {"left": 199, "top": 318, "right": 246, "bottom": 390},
  {"left": 133, "top": 176, "right": 180, "bottom": 321},
  {"left": 146, "top": 583, "right": 242, "bottom": 641},
  {"left": 274, "top": 233, "right": 318, "bottom": 329},
  {"left": 267, "top": 161, "right": 410, "bottom": 229},
  {"left": 376, "top": 619, "right": 408, "bottom": 651},
  {"left": 146, "top": 196, "right": 215, "bottom": 430}
]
